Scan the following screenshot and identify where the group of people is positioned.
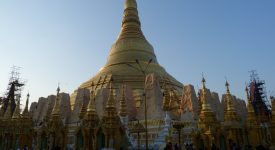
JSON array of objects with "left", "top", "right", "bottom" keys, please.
[
  {"left": 164, "top": 142, "right": 194, "bottom": 150},
  {"left": 16, "top": 145, "right": 29, "bottom": 150},
  {"left": 164, "top": 142, "right": 177, "bottom": 150}
]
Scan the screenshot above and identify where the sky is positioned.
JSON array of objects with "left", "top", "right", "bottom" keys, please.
[{"left": 0, "top": 0, "right": 274, "bottom": 106}]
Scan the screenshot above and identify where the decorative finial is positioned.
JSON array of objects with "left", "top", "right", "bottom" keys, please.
[
  {"left": 225, "top": 80, "right": 229, "bottom": 87},
  {"left": 57, "top": 83, "right": 60, "bottom": 94},
  {"left": 52, "top": 85, "right": 61, "bottom": 116},
  {"left": 225, "top": 80, "right": 231, "bottom": 94},
  {"left": 201, "top": 75, "right": 206, "bottom": 93},
  {"left": 22, "top": 93, "right": 30, "bottom": 117},
  {"left": 202, "top": 77, "right": 206, "bottom": 83},
  {"left": 125, "top": 0, "right": 137, "bottom": 9}
]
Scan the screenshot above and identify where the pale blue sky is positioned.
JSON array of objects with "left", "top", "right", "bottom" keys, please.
[{"left": 0, "top": 0, "right": 274, "bottom": 105}]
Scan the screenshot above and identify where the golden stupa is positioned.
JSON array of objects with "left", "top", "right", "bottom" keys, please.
[{"left": 79, "top": 0, "right": 182, "bottom": 91}]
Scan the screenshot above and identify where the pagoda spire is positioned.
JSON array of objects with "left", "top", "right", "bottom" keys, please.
[
  {"left": 198, "top": 77, "right": 218, "bottom": 148},
  {"left": 225, "top": 81, "right": 235, "bottom": 111},
  {"left": 12, "top": 95, "right": 21, "bottom": 119},
  {"left": 118, "top": 0, "right": 145, "bottom": 41},
  {"left": 202, "top": 77, "right": 206, "bottom": 93},
  {"left": 79, "top": 0, "right": 182, "bottom": 94},
  {"left": 51, "top": 85, "right": 61, "bottom": 117},
  {"left": 224, "top": 81, "right": 239, "bottom": 122},
  {"left": 79, "top": 93, "right": 88, "bottom": 119},
  {"left": 102, "top": 80, "right": 121, "bottom": 148},
  {"left": 125, "top": 0, "right": 137, "bottom": 9},
  {"left": 104, "top": 0, "right": 158, "bottom": 67},
  {"left": 22, "top": 93, "right": 30, "bottom": 117},
  {"left": 201, "top": 77, "right": 212, "bottom": 111},
  {"left": 85, "top": 83, "right": 98, "bottom": 121},
  {"left": 106, "top": 82, "right": 116, "bottom": 112},
  {"left": 119, "top": 84, "right": 128, "bottom": 117},
  {"left": 103, "top": 79, "right": 119, "bottom": 121}
]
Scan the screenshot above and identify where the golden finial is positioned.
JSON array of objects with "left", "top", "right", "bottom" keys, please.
[
  {"left": 57, "top": 85, "right": 60, "bottom": 94},
  {"left": 202, "top": 76, "right": 206, "bottom": 94},
  {"left": 125, "top": 0, "right": 137, "bottom": 9},
  {"left": 119, "top": 84, "right": 128, "bottom": 117},
  {"left": 12, "top": 95, "right": 21, "bottom": 119},
  {"left": 201, "top": 76, "right": 207, "bottom": 99},
  {"left": 225, "top": 80, "right": 230, "bottom": 94},
  {"left": 52, "top": 85, "right": 61, "bottom": 116}
]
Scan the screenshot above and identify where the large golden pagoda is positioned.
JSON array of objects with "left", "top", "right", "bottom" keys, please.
[
  {"left": 2, "top": 1, "right": 275, "bottom": 150},
  {"left": 79, "top": 0, "right": 182, "bottom": 91}
]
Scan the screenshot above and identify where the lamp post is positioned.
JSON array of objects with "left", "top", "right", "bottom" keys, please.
[{"left": 126, "top": 58, "right": 152, "bottom": 150}]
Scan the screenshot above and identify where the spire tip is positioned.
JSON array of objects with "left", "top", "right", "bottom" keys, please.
[{"left": 125, "top": 0, "right": 137, "bottom": 9}]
